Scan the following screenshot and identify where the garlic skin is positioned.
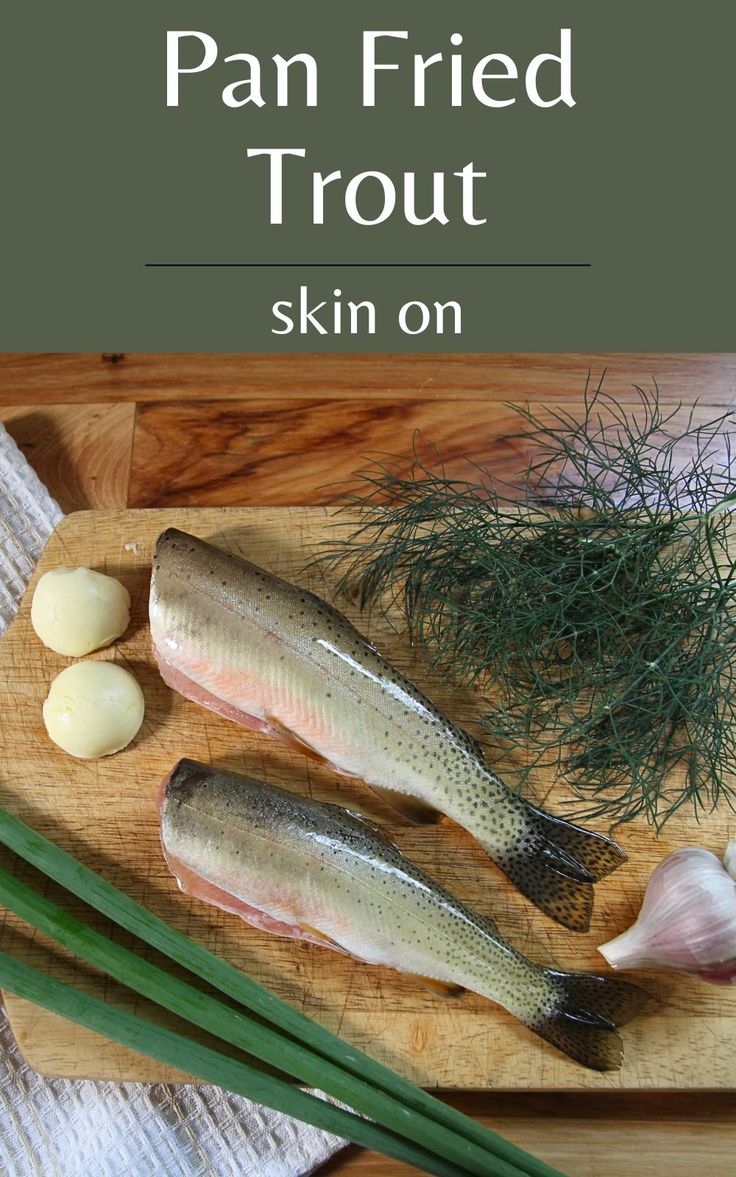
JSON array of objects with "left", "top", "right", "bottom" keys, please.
[{"left": 599, "top": 845, "right": 736, "bottom": 984}]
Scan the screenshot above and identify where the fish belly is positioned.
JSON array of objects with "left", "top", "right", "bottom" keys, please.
[
  {"left": 153, "top": 620, "right": 372, "bottom": 776},
  {"left": 162, "top": 843, "right": 340, "bottom": 951},
  {"left": 154, "top": 651, "right": 270, "bottom": 732}
]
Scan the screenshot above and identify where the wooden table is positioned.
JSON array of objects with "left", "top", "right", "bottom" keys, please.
[{"left": 1, "top": 352, "right": 735, "bottom": 1176}]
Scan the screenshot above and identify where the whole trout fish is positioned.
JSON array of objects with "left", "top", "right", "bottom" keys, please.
[
  {"left": 160, "top": 759, "right": 647, "bottom": 1071},
  {"left": 150, "top": 528, "right": 626, "bottom": 932}
]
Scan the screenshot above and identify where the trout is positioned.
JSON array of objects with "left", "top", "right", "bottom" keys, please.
[
  {"left": 150, "top": 528, "right": 626, "bottom": 931},
  {"left": 160, "top": 759, "right": 648, "bottom": 1071}
]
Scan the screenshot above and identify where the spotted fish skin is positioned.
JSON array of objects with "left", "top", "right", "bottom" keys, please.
[
  {"left": 150, "top": 528, "right": 626, "bottom": 931},
  {"left": 160, "top": 759, "right": 648, "bottom": 1071}
]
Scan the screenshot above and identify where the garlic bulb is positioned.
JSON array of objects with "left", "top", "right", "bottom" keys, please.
[{"left": 599, "top": 843, "right": 736, "bottom": 984}]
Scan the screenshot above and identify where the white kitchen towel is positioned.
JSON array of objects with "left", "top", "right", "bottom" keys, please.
[{"left": 0, "top": 423, "right": 346, "bottom": 1177}]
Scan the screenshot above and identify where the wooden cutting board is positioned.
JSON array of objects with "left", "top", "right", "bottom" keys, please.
[{"left": 0, "top": 508, "right": 734, "bottom": 1090}]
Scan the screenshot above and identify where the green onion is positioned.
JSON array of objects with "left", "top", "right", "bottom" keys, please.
[
  {"left": 0, "top": 805, "right": 564, "bottom": 1177},
  {"left": 0, "top": 862, "right": 523, "bottom": 1177},
  {"left": 0, "top": 949, "right": 467, "bottom": 1177}
]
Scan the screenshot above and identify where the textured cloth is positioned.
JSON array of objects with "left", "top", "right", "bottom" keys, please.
[
  {"left": 0, "top": 426, "right": 63, "bottom": 630},
  {"left": 0, "top": 424, "right": 345, "bottom": 1176}
]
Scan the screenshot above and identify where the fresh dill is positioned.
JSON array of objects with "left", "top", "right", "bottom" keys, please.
[{"left": 320, "top": 380, "right": 736, "bottom": 830}]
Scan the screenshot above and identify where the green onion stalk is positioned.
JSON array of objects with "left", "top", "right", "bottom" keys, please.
[{"left": 0, "top": 804, "right": 564, "bottom": 1177}]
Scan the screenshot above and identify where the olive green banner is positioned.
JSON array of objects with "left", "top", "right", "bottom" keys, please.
[{"left": 1, "top": 2, "right": 734, "bottom": 351}]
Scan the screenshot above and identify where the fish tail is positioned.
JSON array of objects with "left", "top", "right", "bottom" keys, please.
[
  {"left": 497, "top": 802, "right": 626, "bottom": 931},
  {"left": 524, "top": 802, "right": 627, "bottom": 881},
  {"left": 527, "top": 970, "right": 651, "bottom": 1071}
]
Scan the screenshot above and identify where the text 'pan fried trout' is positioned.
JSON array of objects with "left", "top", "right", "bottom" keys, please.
[
  {"left": 150, "top": 528, "right": 626, "bottom": 931},
  {"left": 160, "top": 760, "right": 648, "bottom": 1071}
]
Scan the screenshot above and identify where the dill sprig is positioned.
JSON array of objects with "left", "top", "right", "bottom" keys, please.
[{"left": 320, "top": 380, "right": 736, "bottom": 829}]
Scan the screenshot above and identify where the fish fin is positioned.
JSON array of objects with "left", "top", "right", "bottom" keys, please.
[
  {"left": 545, "top": 970, "right": 656, "bottom": 1028},
  {"left": 527, "top": 971, "right": 652, "bottom": 1071},
  {"left": 342, "top": 808, "right": 397, "bottom": 842},
  {"left": 406, "top": 973, "right": 466, "bottom": 999},
  {"left": 318, "top": 803, "right": 402, "bottom": 850},
  {"left": 299, "top": 923, "right": 350, "bottom": 954},
  {"left": 370, "top": 785, "right": 442, "bottom": 825},
  {"left": 524, "top": 802, "right": 627, "bottom": 882},
  {"left": 266, "top": 716, "right": 331, "bottom": 766},
  {"left": 499, "top": 848, "right": 595, "bottom": 933},
  {"left": 495, "top": 801, "right": 627, "bottom": 931}
]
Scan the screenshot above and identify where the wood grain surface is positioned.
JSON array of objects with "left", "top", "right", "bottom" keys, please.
[
  {"left": 0, "top": 404, "right": 134, "bottom": 512},
  {"left": 127, "top": 398, "right": 733, "bottom": 509},
  {"left": 319, "top": 1091, "right": 736, "bottom": 1177},
  {"left": 0, "top": 353, "right": 734, "bottom": 1176},
  {"left": 0, "top": 352, "right": 734, "bottom": 403},
  {"left": 1, "top": 506, "right": 735, "bottom": 1094}
]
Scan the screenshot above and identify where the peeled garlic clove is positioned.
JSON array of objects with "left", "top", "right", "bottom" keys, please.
[
  {"left": 32, "top": 567, "right": 130, "bottom": 657},
  {"left": 724, "top": 841, "right": 736, "bottom": 881},
  {"left": 43, "top": 661, "right": 144, "bottom": 759},
  {"left": 599, "top": 846, "right": 736, "bottom": 982}
]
